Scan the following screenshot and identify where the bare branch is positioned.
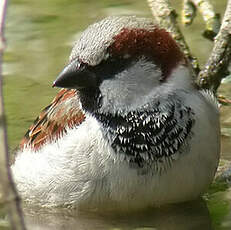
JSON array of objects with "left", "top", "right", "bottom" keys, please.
[
  {"left": 0, "top": 0, "right": 6, "bottom": 51},
  {"left": 196, "top": 0, "right": 231, "bottom": 91},
  {"left": 0, "top": 0, "right": 26, "bottom": 229},
  {"left": 218, "top": 94, "right": 231, "bottom": 105},
  {"left": 186, "top": 0, "right": 221, "bottom": 40},
  {"left": 147, "top": 0, "right": 200, "bottom": 77},
  {"left": 182, "top": 0, "right": 197, "bottom": 25}
]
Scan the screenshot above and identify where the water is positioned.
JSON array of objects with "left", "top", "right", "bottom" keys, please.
[
  {"left": 2, "top": 0, "right": 231, "bottom": 229},
  {"left": 21, "top": 200, "right": 215, "bottom": 230}
]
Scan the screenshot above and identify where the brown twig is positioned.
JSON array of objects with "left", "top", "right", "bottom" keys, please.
[
  {"left": 147, "top": 0, "right": 200, "bottom": 78},
  {"left": 0, "top": 0, "right": 26, "bottom": 229},
  {"left": 196, "top": 0, "right": 231, "bottom": 91},
  {"left": 148, "top": 0, "right": 231, "bottom": 92},
  {"left": 182, "top": 0, "right": 196, "bottom": 25},
  {"left": 182, "top": 0, "right": 221, "bottom": 40}
]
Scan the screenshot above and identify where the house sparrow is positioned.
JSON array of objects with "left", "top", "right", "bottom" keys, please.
[{"left": 11, "top": 16, "right": 220, "bottom": 211}]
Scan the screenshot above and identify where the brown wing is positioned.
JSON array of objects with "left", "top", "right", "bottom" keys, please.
[{"left": 20, "top": 89, "right": 85, "bottom": 151}]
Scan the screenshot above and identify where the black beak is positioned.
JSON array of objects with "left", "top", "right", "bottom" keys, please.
[{"left": 53, "top": 59, "right": 97, "bottom": 89}]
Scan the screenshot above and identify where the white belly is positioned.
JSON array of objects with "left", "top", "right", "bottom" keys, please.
[{"left": 11, "top": 92, "right": 220, "bottom": 211}]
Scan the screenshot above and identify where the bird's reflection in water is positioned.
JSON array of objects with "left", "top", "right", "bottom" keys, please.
[{"left": 24, "top": 199, "right": 212, "bottom": 230}]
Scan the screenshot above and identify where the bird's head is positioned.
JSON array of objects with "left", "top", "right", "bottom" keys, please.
[{"left": 53, "top": 16, "right": 192, "bottom": 115}]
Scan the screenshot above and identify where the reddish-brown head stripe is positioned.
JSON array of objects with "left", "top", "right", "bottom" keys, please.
[{"left": 109, "top": 28, "right": 184, "bottom": 78}]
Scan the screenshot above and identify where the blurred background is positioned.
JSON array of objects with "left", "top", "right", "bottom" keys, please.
[{"left": 2, "top": 0, "right": 231, "bottom": 229}]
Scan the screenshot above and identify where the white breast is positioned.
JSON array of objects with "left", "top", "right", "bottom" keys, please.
[{"left": 12, "top": 89, "right": 220, "bottom": 211}]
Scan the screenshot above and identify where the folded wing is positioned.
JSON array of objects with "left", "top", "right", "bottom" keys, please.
[{"left": 20, "top": 89, "right": 85, "bottom": 151}]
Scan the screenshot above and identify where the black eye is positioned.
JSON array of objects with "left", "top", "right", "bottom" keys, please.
[{"left": 92, "top": 57, "right": 132, "bottom": 80}]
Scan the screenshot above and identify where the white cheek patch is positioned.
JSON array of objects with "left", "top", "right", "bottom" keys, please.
[{"left": 99, "top": 58, "right": 162, "bottom": 114}]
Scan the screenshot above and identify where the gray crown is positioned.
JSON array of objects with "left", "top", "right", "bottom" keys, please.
[{"left": 69, "top": 16, "right": 155, "bottom": 66}]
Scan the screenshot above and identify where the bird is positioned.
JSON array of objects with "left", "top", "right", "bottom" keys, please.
[{"left": 11, "top": 16, "right": 220, "bottom": 211}]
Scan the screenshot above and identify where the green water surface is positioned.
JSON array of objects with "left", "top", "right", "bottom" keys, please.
[{"left": 2, "top": 0, "right": 231, "bottom": 229}]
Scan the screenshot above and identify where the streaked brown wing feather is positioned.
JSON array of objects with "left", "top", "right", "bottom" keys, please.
[{"left": 20, "top": 89, "right": 85, "bottom": 151}]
